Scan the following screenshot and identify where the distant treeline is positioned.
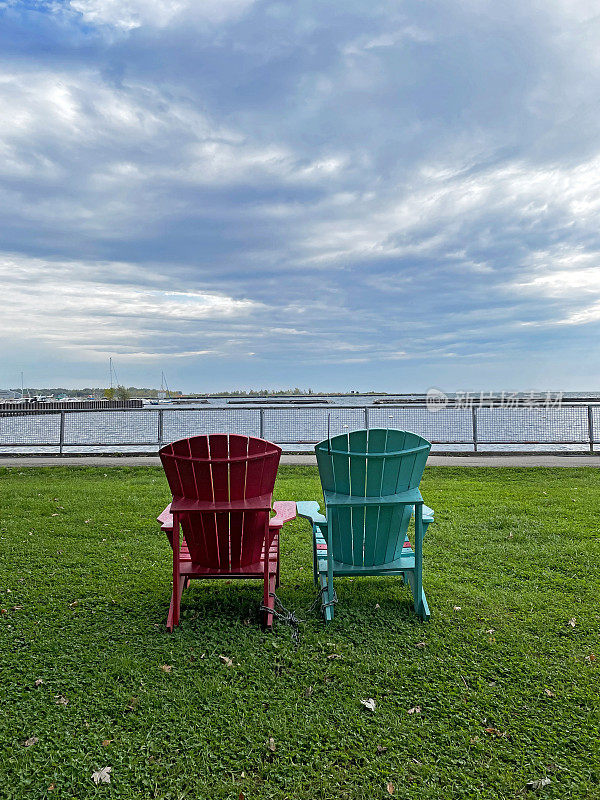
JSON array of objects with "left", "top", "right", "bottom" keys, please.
[
  {"left": 202, "top": 388, "right": 312, "bottom": 396},
  {"left": 10, "top": 387, "right": 183, "bottom": 398},
  {"left": 10, "top": 386, "right": 385, "bottom": 398},
  {"left": 195, "top": 389, "right": 382, "bottom": 396}
]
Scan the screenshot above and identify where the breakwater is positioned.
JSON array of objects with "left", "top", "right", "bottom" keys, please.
[{"left": 0, "top": 399, "right": 143, "bottom": 415}]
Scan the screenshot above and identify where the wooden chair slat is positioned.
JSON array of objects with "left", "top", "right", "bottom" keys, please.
[
  {"left": 229, "top": 511, "right": 244, "bottom": 569},
  {"left": 209, "top": 434, "right": 229, "bottom": 501},
  {"left": 228, "top": 435, "right": 249, "bottom": 500},
  {"left": 331, "top": 434, "right": 350, "bottom": 495},
  {"left": 215, "top": 512, "right": 230, "bottom": 570},
  {"left": 245, "top": 438, "right": 268, "bottom": 497},
  {"left": 365, "top": 429, "right": 387, "bottom": 497}
]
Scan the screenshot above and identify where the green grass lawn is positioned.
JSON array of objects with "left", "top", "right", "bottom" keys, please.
[{"left": 1, "top": 465, "right": 599, "bottom": 800}]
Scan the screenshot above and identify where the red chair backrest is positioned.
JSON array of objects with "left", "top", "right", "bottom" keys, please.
[{"left": 159, "top": 434, "right": 282, "bottom": 568}]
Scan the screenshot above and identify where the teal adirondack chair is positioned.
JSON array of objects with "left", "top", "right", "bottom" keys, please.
[{"left": 297, "top": 428, "right": 434, "bottom": 622}]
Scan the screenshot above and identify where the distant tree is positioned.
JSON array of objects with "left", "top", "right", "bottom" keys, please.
[
  {"left": 103, "top": 387, "right": 115, "bottom": 400},
  {"left": 115, "top": 385, "right": 131, "bottom": 401}
]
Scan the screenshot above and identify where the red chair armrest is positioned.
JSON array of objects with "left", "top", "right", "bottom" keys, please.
[
  {"left": 157, "top": 503, "right": 173, "bottom": 532},
  {"left": 269, "top": 501, "right": 296, "bottom": 529}
]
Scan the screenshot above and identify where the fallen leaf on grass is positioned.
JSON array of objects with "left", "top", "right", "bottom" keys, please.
[
  {"left": 23, "top": 736, "right": 38, "bottom": 747},
  {"left": 125, "top": 697, "right": 138, "bottom": 712},
  {"left": 376, "top": 744, "right": 388, "bottom": 753},
  {"left": 11, "top": 605, "right": 23, "bottom": 610},
  {"left": 239, "top": 793, "right": 245, "bottom": 800},
  {"left": 484, "top": 727, "right": 509, "bottom": 738},
  {"left": 160, "top": 664, "right": 172, "bottom": 673},
  {"left": 327, "top": 654, "right": 342, "bottom": 660},
  {"left": 219, "top": 655, "right": 233, "bottom": 667},
  {"left": 51, "top": 513, "right": 59, "bottom": 517},
  {"left": 91, "top": 767, "right": 111, "bottom": 785},
  {"left": 101, "top": 739, "right": 112, "bottom": 747},
  {"left": 360, "top": 698, "right": 376, "bottom": 712},
  {"left": 585, "top": 653, "right": 596, "bottom": 662},
  {"left": 54, "top": 695, "right": 68, "bottom": 706},
  {"left": 47, "top": 784, "right": 55, "bottom": 791},
  {"left": 386, "top": 782, "right": 395, "bottom": 795},
  {"left": 544, "top": 689, "right": 555, "bottom": 697},
  {"left": 453, "top": 606, "right": 462, "bottom": 611},
  {"left": 69, "top": 601, "right": 79, "bottom": 608},
  {"left": 407, "top": 706, "right": 421, "bottom": 715},
  {"left": 304, "top": 686, "right": 313, "bottom": 698},
  {"left": 34, "top": 679, "right": 44, "bottom": 687},
  {"left": 525, "top": 777, "right": 551, "bottom": 791},
  {"left": 414, "top": 641, "right": 427, "bottom": 649},
  {"left": 567, "top": 617, "right": 576, "bottom": 628},
  {"left": 375, "top": 603, "right": 380, "bottom": 610},
  {"left": 267, "top": 737, "right": 276, "bottom": 752}
]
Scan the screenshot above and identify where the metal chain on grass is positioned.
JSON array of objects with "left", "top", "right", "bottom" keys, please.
[
  {"left": 260, "top": 593, "right": 303, "bottom": 646},
  {"left": 260, "top": 586, "right": 338, "bottom": 646}
]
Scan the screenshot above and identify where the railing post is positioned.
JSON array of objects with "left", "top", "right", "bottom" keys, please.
[
  {"left": 472, "top": 406, "right": 478, "bottom": 452},
  {"left": 364, "top": 407, "right": 369, "bottom": 430},
  {"left": 59, "top": 411, "right": 65, "bottom": 455},
  {"left": 158, "top": 409, "right": 164, "bottom": 447},
  {"left": 259, "top": 408, "right": 265, "bottom": 439},
  {"left": 588, "top": 405, "right": 594, "bottom": 454}
]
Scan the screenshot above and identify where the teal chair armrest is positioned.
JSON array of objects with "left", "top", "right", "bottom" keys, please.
[
  {"left": 423, "top": 504, "right": 434, "bottom": 523},
  {"left": 296, "top": 501, "right": 327, "bottom": 527}
]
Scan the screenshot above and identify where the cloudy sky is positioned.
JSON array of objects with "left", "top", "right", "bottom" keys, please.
[{"left": 1, "top": 0, "right": 599, "bottom": 392}]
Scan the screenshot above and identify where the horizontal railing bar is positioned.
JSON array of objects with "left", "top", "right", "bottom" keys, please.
[
  {"left": 0, "top": 441, "right": 160, "bottom": 448},
  {"left": 0, "top": 439, "right": 593, "bottom": 447},
  {"left": 1, "top": 403, "right": 599, "bottom": 415}
]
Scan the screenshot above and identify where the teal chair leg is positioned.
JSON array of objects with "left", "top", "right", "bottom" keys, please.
[
  {"left": 405, "top": 571, "right": 430, "bottom": 621},
  {"left": 320, "top": 572, "right": 335, "bottom": 622},
  {"left": 312, "top": 523, "right": 336, "bottom": 622},
  {"left": 324, "top": 528, "right": 335, "bottom": 622},
  {"left": 312, "top": 527, "right": 318, "bottom": 588}
]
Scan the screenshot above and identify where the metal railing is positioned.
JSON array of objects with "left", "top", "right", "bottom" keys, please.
[{"left": 0, "top": 404, "right": 598, "bottom": 455}]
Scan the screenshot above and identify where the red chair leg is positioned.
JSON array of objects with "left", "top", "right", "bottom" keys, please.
[
  {"left": 168, "top": 513, "right": 182, "bottom": 631},
  {"left": 167, "top": 576, "right": 185, "bottom": 631},
  {"left": 262, "top": 551, "right": 275, "bottom": 629}
]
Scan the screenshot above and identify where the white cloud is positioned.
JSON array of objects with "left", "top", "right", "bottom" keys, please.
[
  {"left": 0, "top": 254, "right": 262, "bottom": 360},
  {"left": 287, "top": 151, "right": 600, "bottom": 273},
  {"left": 0, "top": 67, "right": 347, "bottom": 238},
  {"left": 519, "top": 265, "right": 600, "bottom": 297},
  {"left": 68, "top": 0, "right": 255, "bottom": 31},
  {"left": 513, "top": 248, "right": 600, "bottom": 326}
]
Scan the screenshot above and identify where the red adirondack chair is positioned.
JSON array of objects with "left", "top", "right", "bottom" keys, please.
[{"left": 157, "top": 434, "right": 296, "bottom": 630}]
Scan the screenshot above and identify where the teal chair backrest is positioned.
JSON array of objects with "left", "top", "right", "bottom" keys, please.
[{"left": 315, "top": 429, "right": 431, "bottom": 567}]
